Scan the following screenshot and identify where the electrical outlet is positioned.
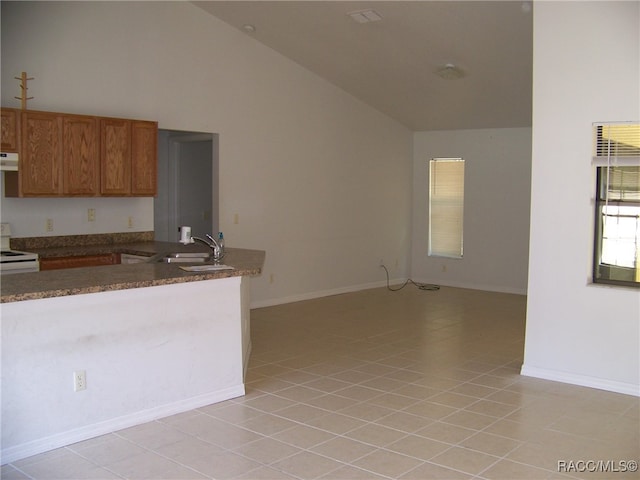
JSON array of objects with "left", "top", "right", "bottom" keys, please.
[
  {"left": 73, "top": 370, "right": 87, "bottom": 392},
  {"left": 127, "top": 216, "right": 134, "bottom": 228},
  {"left": 233, "top": 213, "right": 239, "bottom": 225},
  {"left": 45, "top": 218, "right": 54, "bottom": 232},
  {"left": 269, "top": 273, "right": 275, "bottom": 284},
  {"left": 87, "top": 208, "right": 96, "bottom": 222},
  {"left": 379, "top": 259, "right": 385, "bottom": 267}
]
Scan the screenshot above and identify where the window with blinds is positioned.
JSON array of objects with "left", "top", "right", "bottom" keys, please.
[
  {"left": 593, "top": 122, "right": 640, "bottom": 287},
  {"left": 429, "top": 158, "right": 464, "bottom": 258}
]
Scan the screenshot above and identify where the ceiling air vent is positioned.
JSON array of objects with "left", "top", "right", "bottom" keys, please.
[{"left": 347, "top": 9, "right": 382, "bottom": 24}]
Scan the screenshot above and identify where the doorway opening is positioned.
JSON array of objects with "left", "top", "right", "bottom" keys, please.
[{"left": 154, "top": 130, "right": 219, "bottom": 242}]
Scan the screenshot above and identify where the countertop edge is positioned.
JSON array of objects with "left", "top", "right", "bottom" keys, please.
[
  {"left": 1, "top": 243, "right": 265, "bottom": 304},
  {"left": 1, "top": 268, "right": 262, "bottom": 304}
]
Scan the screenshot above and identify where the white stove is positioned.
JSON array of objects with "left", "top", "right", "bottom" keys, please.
[{"left": 0, "top": 223, "right": 40, "bottom": 274}]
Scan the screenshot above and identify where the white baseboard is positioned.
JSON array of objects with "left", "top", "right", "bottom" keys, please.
[
  {"left": 412, "top": 277, "right": 527, "bottom": 296},
  {"left": 250, "top": 277, "right": 526, "bottom": 310},
  {"left": 250, "top": 279, "right": 394, "bottom": 309},
  {"left": 520, "top": 364, "right": 640, "bottom": 397},
  {"left": 1, "top": 385, "right": 245, "bottom": 465}
]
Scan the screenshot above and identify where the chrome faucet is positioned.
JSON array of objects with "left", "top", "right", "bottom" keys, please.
[{"left": 192, "top": 234, "right": 224, "bottom": 261}]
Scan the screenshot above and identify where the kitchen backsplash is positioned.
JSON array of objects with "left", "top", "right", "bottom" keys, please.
[{"left": 11, "top": 231, "right": 154, "bottom": 250}]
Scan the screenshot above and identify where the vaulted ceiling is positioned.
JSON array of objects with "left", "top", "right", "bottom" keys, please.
[{"left": 193, "top": 1, "right": 533, "bottom": 131}]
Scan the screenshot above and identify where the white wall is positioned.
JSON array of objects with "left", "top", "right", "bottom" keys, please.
[
  {"left": 0, "top": 193, "right": 154, "bottom": 237},
  {"left": 412, "top": 128, "right": 532, "bottom": 294},
  {"left": 0, "top": 1, "right": 412, "bottom": 305},
  {"left": 522, "top": 1, "right": 640, "bottom": 396},
  {"left": 1, "top": 276, "right": 247, "bottom": 463}
]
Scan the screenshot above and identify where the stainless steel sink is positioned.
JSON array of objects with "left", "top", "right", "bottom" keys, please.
[
  {"left": 166, "top": 252, "right": 210, "bottom": 259},
  {"left": 153, "top": 252, "right": 211, "bottom": 263}
]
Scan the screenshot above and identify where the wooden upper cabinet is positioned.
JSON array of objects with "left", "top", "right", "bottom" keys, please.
[
  {"left": 1, "top": 108, "right": 20, "bottom": 152},
  {"left": 131, "top": 120, "right": 157, "bottom": 196},
  {"left": 21, "top": 111, "right": 63, "bottom": 196},
  {"left": 63, "top": 114, "right": 99, "bottom": 195},
  {"left": 2, "top": 108, "right": 157, "bottom": 197},
  {"left": 101, "top": 118, "right": 158, "bottom": 196},
  {"left": 101, "top": 118, "right": 131, "bottom": 195}
]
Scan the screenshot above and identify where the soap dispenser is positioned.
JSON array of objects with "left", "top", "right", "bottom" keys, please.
[{"left": 218, "top": 232, "right": 225, "bottom": 254}]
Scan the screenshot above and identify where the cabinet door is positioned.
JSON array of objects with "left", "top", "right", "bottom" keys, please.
[
  {"left": 21, "top": 111, "right": 62, "bottom": 195},
  {"left": 1, "top": 108, "right": 20, "bottom": 152},
  {"left": 63, "top": 115, "right": 99, "bottom": 195},
  {"left": 131, "top": 120, "right": 157, "bottom": 196},
  {"left": 101, "top": 118, "right": 131, "bottom": 195}
]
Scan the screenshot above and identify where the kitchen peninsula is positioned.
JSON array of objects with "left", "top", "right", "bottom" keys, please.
[{"left": 0, "top": 235, "right": 265, "bottom": 464}]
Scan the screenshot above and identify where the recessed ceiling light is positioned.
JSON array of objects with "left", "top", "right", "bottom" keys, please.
[
  {"left": 242, "top": 24, "right": 256, "bottom": 33},
  {"left": 435, "top": 64, "right": 465, "bottom": 80},
  {"left": 347, "top": 9, "right": 383, "bottom": 24}
]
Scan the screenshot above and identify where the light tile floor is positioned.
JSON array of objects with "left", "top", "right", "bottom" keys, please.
[{"left": 3, "top": 286, "right": 638, "bottom": 479}]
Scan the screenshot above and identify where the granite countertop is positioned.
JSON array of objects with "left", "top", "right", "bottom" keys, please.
[{"left": 1, "top": 240, "right": 265, "bottom": 303}]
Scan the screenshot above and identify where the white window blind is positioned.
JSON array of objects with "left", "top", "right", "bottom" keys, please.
[
  {"left": 605, "top": 166, "right": 640, "bottom": 201},
  {"left": 593, "top": 122, "right": 640, "bottom": 165},
  {"left": 429, "top": 158, "right": 464, "bottom": 258}
]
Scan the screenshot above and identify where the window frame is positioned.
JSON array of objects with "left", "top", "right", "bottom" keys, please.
[
  {"left": 593, "top": 166, "right": 640, "bottom": 288},
  {"left": 592, "top": 122, "right": 640, "bottom": 288}
]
